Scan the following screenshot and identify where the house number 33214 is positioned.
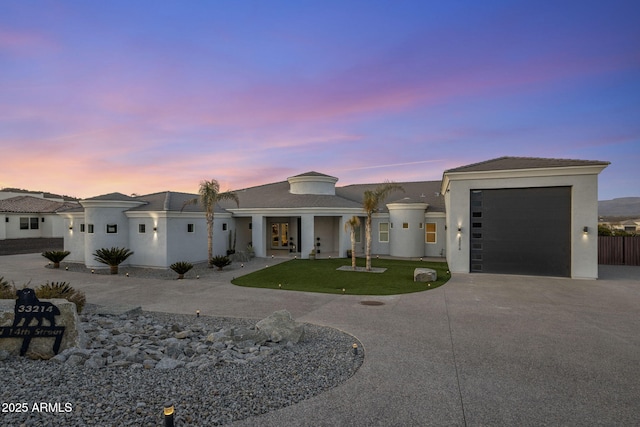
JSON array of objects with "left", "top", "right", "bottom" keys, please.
[{"left": 17, "top": 305, "right": 56, "bottom": 313}]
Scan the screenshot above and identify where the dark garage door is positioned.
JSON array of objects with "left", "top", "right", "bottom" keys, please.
[{"left": 470, "top": 187, "right": 571, "bottom": 277}]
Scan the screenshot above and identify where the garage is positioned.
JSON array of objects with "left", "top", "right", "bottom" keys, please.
[{"left": 469, "top": 186, "right": 571, "bottom": 277}]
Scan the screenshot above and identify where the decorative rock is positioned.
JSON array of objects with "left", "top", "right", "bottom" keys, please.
[
  {"left": 0, "top": 308, "right": 364, "bottom": 427},
  {"left": 256, "top": 310, "right": 305, "bottom": 343},
  {"left": 0, "top": 298, "right": 87, "bottom": 358},
  {"left": 414, "top": 268, "right": 437, "bottom": 282}
]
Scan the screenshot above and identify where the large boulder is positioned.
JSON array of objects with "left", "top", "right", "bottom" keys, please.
[
  {"left": 414, "top": 268, "right": 437, "bottom": 282},
  {"left": 0, "top": 299, "right": 87, "bottom": 359},
  {"left": 256, "top": 310, "right": 305, "bottom": 344}
]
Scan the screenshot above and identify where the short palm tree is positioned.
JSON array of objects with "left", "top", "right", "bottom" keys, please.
[
  {"left": 210, "top": 255, "right": 231, "bottom": 271},
  {"left": 42, "top": 250, "right": 71, "bottom": 268},
  {"left": 170, "top": 261, "right": 194, "bottom": 279},
  {"left": 93, "top": 247, "right": 134, "bottom": 274},
  {"left": 344, "top": 216, "right": 361, "bottom": 269},
  {"left": 184, "top": 179, "right": 239, "bottom": 267},
  {"left": 363, "top": 182, "right": 404, "bottom": 271}
]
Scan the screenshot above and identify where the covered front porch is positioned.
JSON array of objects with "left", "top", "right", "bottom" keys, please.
[{"left": 239, "top": 213, "right": 365, "bottom": 259}]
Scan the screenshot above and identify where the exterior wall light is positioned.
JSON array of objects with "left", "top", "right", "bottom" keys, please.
[
  {"left": 457, "top": 226, "right": 462, "bottom": 233},
  {"left": 153, "top": 226, "right": 158, "bottom": 232},
  {"left": 583, "top": 226, "right": 589, "bottom": 234}
]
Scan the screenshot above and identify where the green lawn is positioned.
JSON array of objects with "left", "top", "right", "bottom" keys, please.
[{"left": 231, "top": 258, "right": 450, "bottom": 295}]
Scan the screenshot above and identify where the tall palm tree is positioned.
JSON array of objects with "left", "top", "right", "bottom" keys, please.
[
  {"left": 184, "top": 179, "right": 239, "bottom": 267},
  {"left": 344, "top": 216, "right": 361, "bottom": 269},
  {"left": 363, "top": 182, "right": 404, "bottom": 271}
]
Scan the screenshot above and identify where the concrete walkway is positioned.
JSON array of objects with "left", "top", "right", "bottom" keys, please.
[{"left": 1, "top": 254, "right": 639, "bottom": 426}]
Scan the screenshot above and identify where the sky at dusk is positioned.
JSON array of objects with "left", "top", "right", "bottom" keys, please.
[{"left": 1, "top": 1, "right": 639, "bottom": 200}]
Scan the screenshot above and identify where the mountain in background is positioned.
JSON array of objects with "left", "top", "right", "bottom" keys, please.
[{"left": 599, "top": 197, "right": 640, "bottom": 217}]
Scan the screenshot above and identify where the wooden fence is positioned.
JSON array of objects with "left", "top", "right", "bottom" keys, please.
[{"left": 598, "top": 236, "right": 640, "bottom": 266}]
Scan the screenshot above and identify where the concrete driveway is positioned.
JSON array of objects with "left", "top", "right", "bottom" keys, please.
[{"left": 1, "top": 254, "right": 639, "bottom": 426}]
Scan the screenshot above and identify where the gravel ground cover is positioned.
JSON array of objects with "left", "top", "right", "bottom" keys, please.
[
  {"left": 0, "top": 308, "right": 364, "bottom": 426},
  {"left": 48, "top": 260, "right": 251, "bottom": 281}
]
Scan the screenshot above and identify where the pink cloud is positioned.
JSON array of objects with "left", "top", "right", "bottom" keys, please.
[{"left": 0, "top": 28, "right": 57, "bottom": 55}]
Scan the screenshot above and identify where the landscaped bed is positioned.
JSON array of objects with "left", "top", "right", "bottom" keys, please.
[{"left": 231, "top": 258, "right": 450, "bottom": 295}]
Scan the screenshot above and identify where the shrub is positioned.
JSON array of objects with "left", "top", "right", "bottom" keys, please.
[
  {"left": 35, "top": 281, "right": 86, "bottom": 314},
  {"left": 170, "top": 261, "right": 194, "bottom": 279},
  {"left": 93, "top": 247, "right": 134, "bottom": 274},
  {"left": 42, "top": 250, "right": 71, "bottom": 268},
  {"left": 0, "top": 276, "right": 16, "bottom": 299},
  {"left": 210, "top": 255, "right": 231, "bottom": 271}
]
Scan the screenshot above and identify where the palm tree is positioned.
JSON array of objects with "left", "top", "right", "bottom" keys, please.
[
  {"left": 184, "top": 179, "right": 239, "bottom": 267},
  {"left": 42, "top": 250, "right": 71, "bottom": 268},
  {"left": 93, "top": 247, "right": 134, "bottom": 274},
  {"left": 363, "top": 182, "right": 404, "bottom": 271},
  {"left": 344, "top": 216, "right": 361, "bottom": 269}
]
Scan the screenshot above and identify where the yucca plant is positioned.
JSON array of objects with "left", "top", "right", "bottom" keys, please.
[
  {"left": 209, "top": 255, "right": 231, "bottom": 271},
  {"left": 35, "top": 281, "right": 86, "bottom": 314},
  {"left": 170, "top": 261, "right": 194, "bottom": 279},
  {"left": 93, "top": 247, "right": 134, "bottom": 274},
  {"left": 42, "top": 250, "right": 71, "bottom": 268}
]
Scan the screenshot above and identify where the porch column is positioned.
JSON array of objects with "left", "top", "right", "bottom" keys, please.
[
  {"left": 251, "top": 214, "right": 267, "bottom": 258},
  {"left": 300, "top": 214, "right": 315, "bottom": 259},
  {"left": 339, "top": 215, "right": 352, "bottom": 258}
]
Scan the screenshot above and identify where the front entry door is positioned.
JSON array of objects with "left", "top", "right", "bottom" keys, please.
[{"left": 270, "top": 223, "right": 289, "bottom": 249}]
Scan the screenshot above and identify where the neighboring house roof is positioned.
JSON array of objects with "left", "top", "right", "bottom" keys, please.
[
  {"left": 599, "top": 217, "right": 640, "bottom": 224},
  {"left": 1, "top": 188, "right": 68, "bottom": 200},
  {"left": 445, "top": 156, "right": 610, "bottom": 173},
  {"left": 0, "top": 196, "right": 79, "bottom": 213}
]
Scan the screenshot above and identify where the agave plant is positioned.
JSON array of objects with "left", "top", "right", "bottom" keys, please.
[
  {"left": 209, "top": 255, "right": 231, "bottom": 271},
  {"left": 170, "top": 261, "right": 194, "bottom": 279},
  {"left": 93, "top": 247, "right": 134, "bottom": 274},
  {"left": 35, "top": 281, "right": 86, "bottom": 314},
  {"left": 42, "top": 250, "right": 71, "bottom": 268}
]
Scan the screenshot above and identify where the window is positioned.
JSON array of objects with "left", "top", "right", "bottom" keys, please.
[
  {"left": 30, "top": 217, "right": 39, "bottom": 230},
  {"left": 87, "top": 224, "right": 94, "bottom": 233},
  {"left": 80, "top": 224, "right": 85, "bottom": 232},
  {"left": 20, "top": 218, "right": 29, "bottom": 230},
  {"left": 187, "top": 224, "right": 194, "bottom": 233},
  {"left": 402, "top": 222, "right": 409, "bottom": 229},
  {"left": 426, "top": 223, "right": 436, "bottom": 243},
  {"left": 106, "top": 224, "right": 118, "bottom": 233},
  {"left": 379, "top": 223, "right": 389, "bottom": 242},
  {"left": 139, "top": 224, "right": 146, "bottom": 233}
]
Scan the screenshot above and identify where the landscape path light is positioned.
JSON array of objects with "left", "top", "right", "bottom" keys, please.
[{"left": 163, "top": 402, "right": 174, "bottom": 427}]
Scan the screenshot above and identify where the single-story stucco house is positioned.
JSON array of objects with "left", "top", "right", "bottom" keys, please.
[{"left": 58, "top": 156, "right": 609, "bottom": 279}]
